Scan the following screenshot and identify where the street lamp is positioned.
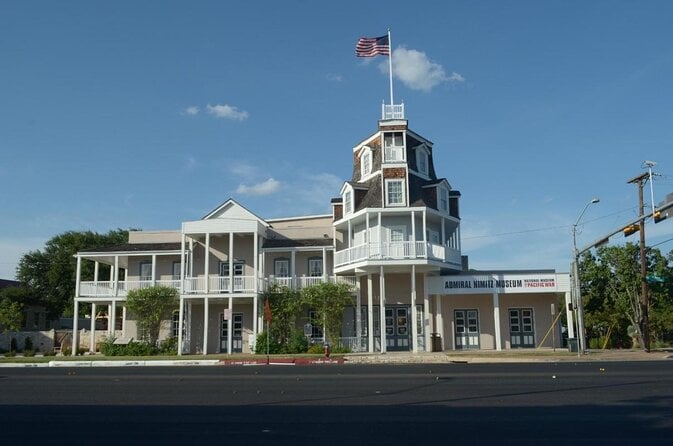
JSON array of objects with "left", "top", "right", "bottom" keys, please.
[{"left": 572, "top": 197, "right": 599, "bottom": 355}]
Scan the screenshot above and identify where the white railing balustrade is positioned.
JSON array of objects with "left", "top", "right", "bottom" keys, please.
[
  {"left": 382, "top": 103, "right": 405, "bottom": 120},
  {"left": 335, "top": 241, "right": 460, "bottom": 268}
]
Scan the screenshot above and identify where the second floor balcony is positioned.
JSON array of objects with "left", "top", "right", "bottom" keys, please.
[
  {"left": 78, "top": 275, "right": 357, "bottom": 298},
  {"left": 334, "top": 241, "right": 461, "bottom": 269}
]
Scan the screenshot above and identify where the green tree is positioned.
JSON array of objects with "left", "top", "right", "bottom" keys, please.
[
  {"left": 0, "top": 298, "right": 24, "bottom": 352},
  {"left": 301, "top": 282, "right": 354, "bottom": 344},
  {"left": 16, "top": 229, "right": 129, "bottom": 319},
  {"left": 265, "top": 285, "right": 304, "bottom": 346},
  {"left": 580, "top": 243, "right": 672, "bottom": 348},
  {"left": 125, "top": 286, "right": 179, "bottom": 346}
]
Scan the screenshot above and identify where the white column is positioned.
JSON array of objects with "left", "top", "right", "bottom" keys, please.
[
  {"left": 493, "top": 293, "right": 502, "bottom": 351},
  {"left": 71, "top": 300, "right": 79, "bottom": 356},
  {"left": 379, "top": 266, "right": 386, "bottom": 354},
  {"left": 228, "top": 297, "right": 234, "bottom": 354},
  {"left": 180, "top": 233, "right": 186, "bottom": 293},
  {"left": 112, "top": 255, "right": 119, "bottom": 297},
  {"left": 253, "top": 294, "right": 259, "bottom": 339},
  {"left": 355, "top": 278, "right": 362, "bottom": 346},
  {"left": 177, "top": 296, "right": 185, "bottom": 355},
  {"left": 565, "top": 291, "right": 575, "bottom": 338},
  {"left": 89, "top": 303, "right": 96, "bottom": 353},
  {"left": 151, "top": 254, "right": 157, "bottom": 285},
  {"left": 411, "top": 210, "right": 416, "bottom": 257},
  {"left": 423, "top": 277, "right": 431, "bottom": 351},
  {"left": 367, "top": 274, "right": 374, "bottom": 353},
  {"left": 290, "top": 250, "right": 296, "bottom": 286},
  {"left": 436, "top": 295, "right": 444, "bottom": 350},
  {"left": 228, "top": 233, "right": 234, "bottom": 293},
  {"left": 121, "top": 306, "right": 127, "bottom": 337},
  {"left": 204, "top": 233, "right": 210, "bottom": 294},
  {"left": 107, "top": 304, "right": 112, "bottom": 336},
  {"left": 203, "top": 296, "right": 209, "bottom": 355},
  {"left": 94, "top": 261, "right": 99, "bottom": 282},
  {"left": 322, "top": 247, "right": 327, "bottom": 280},
  {"left": 411, "top": 265, "right": 418, "bottom": 353},
  {"left": 110, "top": 300, "right": 117, "bottom": 338}
]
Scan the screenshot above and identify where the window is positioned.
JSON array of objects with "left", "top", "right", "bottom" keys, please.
[
  {"left": 361, "top": 149, "right": 372, "bottom": 177},
  {"left": 383, "top": 132, "right": 404, "bottom": 162},
  {"left": 308, "top": 258, "right": 323, "bottom": 277},
  {"left": 427, "top": 229, "right": 440, "bottom": 245},
  {"left": 172, "top": 261, "right": 181, "bottom": 280},
  {"left": 139, "top": 261, "right": 152, "bottom": 281},
  {"left": 171, "top": 310, "right": 180, "bottom": 337},
  {"left": 274, "top": 258, "right": 290, "bottom": 277},
  {"left": 344, "top": 190, "right": 353, "bottom": 214},
  {"left": 417, "top": 149, "right": 428, "bottom": 175},
  {"left": 385, "top": 179, "right": 405, "bottom": 206},
  {"left": 308, "top": 310, "right": 323, "bottom": 339},
  {"left": 219, "top": 261, "right": 245, "bottom": 276},
  {"left": 439, "top": 187, "right": 449, "bottom": 212}
]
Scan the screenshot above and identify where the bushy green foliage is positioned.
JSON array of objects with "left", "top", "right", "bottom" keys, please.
[
  {"left": 254, "top": 331, "right": 282, "bottom": 354},
  {"left": 125, "top": 286, "right": 178, "bottom": 346},
  {"left": 158, "top": 336, "right": 178, "bottom": 355},
  {"left": 99, "top": 337, "right": 158, "bottom": 356},
  {"left": 0, "top": 299, "right": 23, "bottom": 336}
]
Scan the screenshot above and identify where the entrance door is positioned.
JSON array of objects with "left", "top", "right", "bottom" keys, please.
[
  {"left": 385, "top": 306, "right": 410, "bottom": 351},
  {"left": 220, "top": 312, "right": 243, "bottom": 353},
  {"left": 454, "top": 309, "right": 480, "bottom": 349},
  {"left": 509, "top": 308, "right": 535, "bottom": 348}
]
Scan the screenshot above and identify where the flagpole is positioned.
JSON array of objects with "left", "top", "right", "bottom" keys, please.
[{"left": 388, "top": 28, "right": 394, "bottom": 106}]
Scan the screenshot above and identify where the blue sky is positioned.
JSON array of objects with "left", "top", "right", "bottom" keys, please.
[{"left": 2, "top": 1, "right": 673, "bottom": 280}]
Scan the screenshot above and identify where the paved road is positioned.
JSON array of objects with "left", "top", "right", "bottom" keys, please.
[{"left": 1, "top": 361, "right": 672, "bottom": 445}]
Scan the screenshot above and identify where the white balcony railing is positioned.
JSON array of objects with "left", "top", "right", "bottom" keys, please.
[
  {"left": 382, "top": 103, "right": 405, "bottom": 120},
  {"left": 335, "top": 242, "right": 461, "bottom": 268},
  {"left": 79, "top": 275, "right": 358, "bottom": 298}
]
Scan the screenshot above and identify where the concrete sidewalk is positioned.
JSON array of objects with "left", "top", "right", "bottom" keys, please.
[{"left": 344, "top": 348, "right": 673, "bottom": 364}]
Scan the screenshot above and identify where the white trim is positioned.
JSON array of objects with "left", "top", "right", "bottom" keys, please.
[{"left": 384, "top": 178, "right": 406, "bottom": 207}]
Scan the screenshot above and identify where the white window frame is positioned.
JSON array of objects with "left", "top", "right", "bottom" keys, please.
[
  {"left": 219, "top": 260, "right": 245, "bottom": 277},
  {"left": 344, "top": 189, "right": 353, "bottom": 214},
  {"left": 439, "top": 187, "right": 449, "bottom": 213},
  {"left": 274, "top": 258, "right": 290, "bottom": 277},
  {"left": 139, "top": 261, "right": 152, "bottom": 281},
  {"left": 385, "top": 179, "right": 406, "bottom": 207},
  {"left": 308, "top": 257, "right": 323, "bottom": 277},
  {"left": 416, "top": 148, "right": 428, "bottom": 176},
  {"left": 383, "top": 132, "right": 405, "bottom": 163},
  {"left": 361, "top": 148, "right": 372, "bottom": 178}
]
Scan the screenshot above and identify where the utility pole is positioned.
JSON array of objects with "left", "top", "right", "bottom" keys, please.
[{"left": 627, "top": 172, "right": 650, "bottom": 352}]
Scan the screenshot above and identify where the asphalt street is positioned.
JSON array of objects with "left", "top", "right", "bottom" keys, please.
[{"left": 1, "top": 361, "right": 671, "bottom": 445}]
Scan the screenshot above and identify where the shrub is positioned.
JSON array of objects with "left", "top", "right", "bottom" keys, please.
[
  {"left": 158, "top": 337, "right": 178, "bottom": 355},
  {"left": 307, "top": 343, "right": 324, "bottom": 354},
  {"left": 281, "top": 330, "right": 309, "bottom": 354},
  {"left": 23, "top": 349, "right": 35, "bottom": 357},
  {"left": 24, "top": 337, "right": 34, "bottom": 352},
  {"left": 254, "top": 331, "right": 282, "bottom": 355}
]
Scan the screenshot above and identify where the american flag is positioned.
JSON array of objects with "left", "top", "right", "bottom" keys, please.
[{"left": 355, "top": 35, "right": 390, "bottom": 57}]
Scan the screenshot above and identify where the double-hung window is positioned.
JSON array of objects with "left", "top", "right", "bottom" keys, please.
[
  {"left": 417, "top": 149, "right": 428, "bottom": 175},
  {"left": 361, "top": 149, "right": 372, "bottom": 177},
  {"left": 139, "top": 261, "right": 152, "bottom": 281},
  {"left": 383, "top": 132, "right": 404, "bottom": 162},
  {"left": 439, "top": 187, "right": 449, "bottom": 212},
  {"left": 344, "top": 190, "right": 353, "bottom": 214},
  {"left": 274, "top": 258, "right": 290, "bottom": 277},
  {"left": 385, "top": 179, "right": 405, "bottom": 206},
  {"left": 308, "top": 258, "right": 323, "bottom": 277}
]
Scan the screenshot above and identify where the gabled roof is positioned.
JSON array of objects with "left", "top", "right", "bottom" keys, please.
[{"left": 202, "top": 198, "right": 270, "bottom": 227}]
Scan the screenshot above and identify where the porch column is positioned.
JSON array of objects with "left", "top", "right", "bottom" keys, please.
[
  {"left": 107, "top": 304, "right": 112, "bottom": 336},
  {"left": 94, "top": 261, "right": 99, "bottom": 282},
  {"left": 411, "top": 211, "right": 416, "bottom": 257},
  {"left": 436, "top": 295, "right": 444, "bottom": 350},
  {"left": 367, "top": 274, "right": 374, "bottom": 353},
  {"left": 493, "top": 293, "right": 502, "bottom": 351},
  {"left": 322, "top": 247, "right": 327, "bottom": 281},
  {"left": 121, "top": 306, "right": 127, "bottom": 338},
  {"left": 366, "top": 213, "right": 370, "bottom": 257},
  {"left": 151, "top": 254, "right": 157, "bottom": 285},
  {"left": 110, "top": 300, "right": 117, "bottom": 338},
  {"left": 180, "top": 233, "right": 186, "bottom": 293},
  {"left": 203, "top": 297, "right": 209, "bottom": 355},
  {"left": 423, "top": 277, "right": 431, "bottom": 351},
  {"left": 229, "top": 233, "right": 234, "bottom": 293},
  {"left": 71, "top": 300, "right": 79, "bottom": 356},
  {"left": 177, "top": 296, "right": 185, "bottom": 356},
  {"left": 290, "top": 250, "right": 296, "bottom": 286},
  {"left": 228, "top": 297, "right": 234, "bottom": 354},
  {"left": 204, "top": 233, "right": 210, "bottom": 294},
  {"left": 423, "top": 210, "right": 427, "bottom": 244},
  {"left": 411, "top": 265, "right": 418, "bottom": 353},
  {"left": 355, "top": 278, "right": 362, "bottom": 347},
  {"left": 89, "top": 303, "right": 96, "bottom": 353},
  {"left": 112, "top": 255, "right": 119, "bottom": 297},
  {"left": 379, "top": 266, "right": 386, "bottom": 353}
]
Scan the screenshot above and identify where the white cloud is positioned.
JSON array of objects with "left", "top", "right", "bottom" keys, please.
[
  {"left": 326, "top": 73, "right": 343, "bottom": 82},
  {"left": 206, "top": 104, "right": 249, "bottom": 121},
  {"left": 228, "top": 161, "right": 259, "bottom": 178},
  {"left": 236, "top": 178, "right": 281, "bottom": 196},
  {"left": 381, "top": 46, "right": 465, "bottom": 92},
  {"left": 184, "top": 106, "right": 199, "bottom": 116}
]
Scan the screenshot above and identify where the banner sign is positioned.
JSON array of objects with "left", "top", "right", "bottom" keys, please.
[{"left": 428, "top": 273, "right": 565, "bottom": 295}]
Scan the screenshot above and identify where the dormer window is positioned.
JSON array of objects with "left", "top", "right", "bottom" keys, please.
[
  {"left": 344, "top": 190, "right": 353, "bottom": 214},
  {"left": 383, "top": 132, "right": 405, "bottom": 162},
  {"left": 439, "top": 187, "right": 449, "bottom": 212},
  {"left": 385, "top": 179, "right": 406, "bottom": 207},
  {"left": 417, "top": 148, "right": 428, "bottom": 175},
  {"left": 361, "top": 148, "right": 372, "bottom": 178}
]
